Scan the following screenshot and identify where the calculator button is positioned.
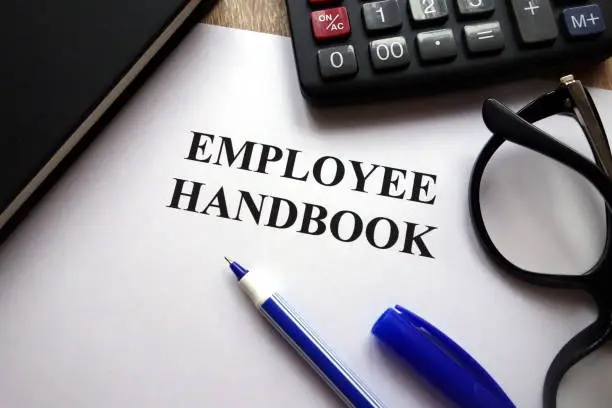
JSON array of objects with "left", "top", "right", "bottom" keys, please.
[
  {"left": 456, "top": 0, "right": 494, "bottom": 17},
  {"left": 318, "top": 45, "right": 358, "bottom": 79},
  {"left": 416, "top": 29, "right": 457, "bottom": 61},
  {"left": 562, "top": 5, "right": 606, "bottom": 37},
  {"left": 362, "top": 0, "right": 402, "bottom": 32},
  {"left": 464, "top": 22, "right": 504, "bottom": 54},
  {"left": 408, "top": 0, "right": 449, "bottom": 23},
  {"left": 311, "top": 7, "right": 351, "bottom": 42},
  {"left": 309, "top": 0, "right": 341, "bottom": 6},
  {"left": 369, "top": 36, "right": 410, "bottom": 70},
  {"left": 509, "top": 0, "right": 558, "bottom": 45}
]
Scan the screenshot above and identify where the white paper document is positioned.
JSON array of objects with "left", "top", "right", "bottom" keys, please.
[{"left": 0, "top": 24, "right": 611, "bottom": 408}]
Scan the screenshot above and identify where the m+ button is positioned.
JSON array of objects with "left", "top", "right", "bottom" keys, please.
[{"left": 563, "top": 4, "right": 606, "bottom": 37}]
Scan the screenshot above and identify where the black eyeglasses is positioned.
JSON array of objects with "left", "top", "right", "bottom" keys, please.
[{"left": 468, "top": 75, "right": 612, "bottom": 408}]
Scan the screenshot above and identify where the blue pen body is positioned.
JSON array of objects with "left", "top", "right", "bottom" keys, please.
[{"left": 228, "top": 259, "right": 385, "bottom": 408}]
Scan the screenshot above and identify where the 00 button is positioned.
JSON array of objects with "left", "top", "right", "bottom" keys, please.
[{"left": 369, "top": 36, "right": 410, "bottom": 71}]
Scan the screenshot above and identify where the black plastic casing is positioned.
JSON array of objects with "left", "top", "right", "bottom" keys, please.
[{"left": 285, "top": 0, "right": 612, "bottom": 106}]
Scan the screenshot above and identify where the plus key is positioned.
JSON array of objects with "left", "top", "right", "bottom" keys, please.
[
  {"left": 311, "top": 7, "right": 351, "bottom": 42},
  {"left": 510, "top": 0, "right": 558, "bottom": 45}
]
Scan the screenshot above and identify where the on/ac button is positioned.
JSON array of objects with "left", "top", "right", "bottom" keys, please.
[
  {"left": 308, "top": 0, "right": 342, "bottom": 5},
  {"left": 311, "top": 7, "right": 351, "bottom": 41}
]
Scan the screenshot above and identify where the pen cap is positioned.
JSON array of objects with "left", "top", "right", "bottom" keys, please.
[{"left": 371, "top": 305, "right": 515, "bottom": 408}]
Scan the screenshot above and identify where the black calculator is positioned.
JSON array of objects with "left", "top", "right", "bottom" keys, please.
[{"left": 284, "top": 0, "right": 612, "bottom": 105}]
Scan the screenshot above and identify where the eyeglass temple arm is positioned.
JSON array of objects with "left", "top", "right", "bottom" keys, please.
[
  {"left": 564, "top": 79, "right": 612, "bottom": 177},
  {"left": 482, "top": 99, "right": 612, "bottom": 213},
  {"left": 561, "top": 75, "right": 612, "bottom": 177}
]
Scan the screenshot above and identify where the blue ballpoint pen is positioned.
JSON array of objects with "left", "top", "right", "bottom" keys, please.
[{"left": 226, "top": 257, "right": 386, "bottom": 408}]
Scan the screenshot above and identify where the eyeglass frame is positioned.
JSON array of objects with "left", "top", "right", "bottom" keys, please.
[{"left": 468, "top": 75, "right": 612, "bottom": 408}]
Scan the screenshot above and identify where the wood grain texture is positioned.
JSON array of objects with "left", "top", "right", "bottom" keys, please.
[
  {"left": 204, "top": 0, "right": 289, "bottom": 36},
  {"left": 582, "top": 58, "right": 612, "bottom": 90},
  {"left": 203, "top": 0, "right": 612, "bottom": 90}
]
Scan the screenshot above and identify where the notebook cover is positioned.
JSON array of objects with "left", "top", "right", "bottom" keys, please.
[{"left": 0, "top": 0, "right": 214, "bottom": 234}]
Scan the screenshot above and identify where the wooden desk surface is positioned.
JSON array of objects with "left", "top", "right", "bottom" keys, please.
[{"left": 204, "top": 0, "right": 612, "bottom": 90}]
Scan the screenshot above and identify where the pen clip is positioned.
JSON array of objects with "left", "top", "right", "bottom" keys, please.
[{"left": 393, "top": 305, "right": 511, "bottom": 403}]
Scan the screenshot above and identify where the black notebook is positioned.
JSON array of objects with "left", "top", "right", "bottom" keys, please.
[{"left": 0, "top": 0, "right": 215, "bottom": 235}]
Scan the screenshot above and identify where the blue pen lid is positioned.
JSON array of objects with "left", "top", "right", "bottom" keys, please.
[{"left": 372, "top": 305, "right": 515, "bottom": 408}]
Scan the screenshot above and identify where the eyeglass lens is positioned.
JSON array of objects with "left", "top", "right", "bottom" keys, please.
[{"left": 478, "top": 112, "right": 607, "bottom": 276}]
